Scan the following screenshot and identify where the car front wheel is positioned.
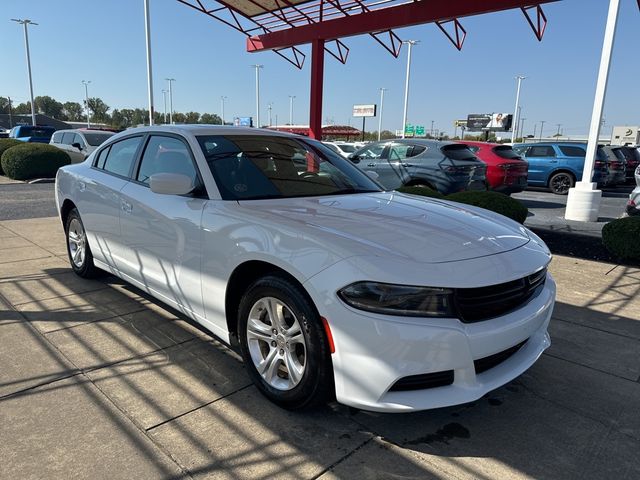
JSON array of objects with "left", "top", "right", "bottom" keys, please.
[
  {"left": 549, "top": 172, "right": 575, "bottom": 195},
  {"left": 65, "top": 208, "right": 100, "bottom": 278},
  {"left": 237, "top": 275, "right": 333, "bottom": 410}
]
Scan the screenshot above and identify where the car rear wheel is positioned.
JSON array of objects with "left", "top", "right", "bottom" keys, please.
[
  {"left": 549, "top": 172, "right": 575, "bottom": 195},
  {"left": 65, "top": 208, "right": 100, "bottom": 278},
  {"left": 237, "top": 275, "right": 333, "bottom": 410}
]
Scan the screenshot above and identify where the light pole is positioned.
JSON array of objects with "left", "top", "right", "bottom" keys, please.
[
  {"left": 556, "top": 123, "right": 562, "bottom": 138},
  {"left": 289, "top": 95, "right": 296, "bottom": 125},
  {"left": 430, "top": 120, "right": 435, "bottom": 137},
  {"left": 539, "top": 120, "right": 546, "bottom": 141},
  {"left": 511, "top": 75, "right": 526, "bottom": 143},
  {"left": 377, "top": 88, "right": 386, "bottom": 141},
  {"left": 566, "top": 0, "right": 620, "bottom": 222},
  {"left": 11, "top": 19, "right": 38, "bottom": 126},
  {"left": 251, "top": 64, "right": 263, "bottom": 128},
  {"left": 267, "top": 102, "right": 273, "bottom": 127},
  {"left": 81, "top": 80, "right": 91, "bottom": 128},
  {"left": 519, "top": 118, "right": 526, "bottom": 140},
  {"left": 161, "top": 90, "right": 168, "bottom": 123},
  {"left": 220, "top": 96, "right": 227, "bottom": 125},
  {"left": 165, "top": 78, "right": 175, "bottom": 124},
  {"left": 401, "top": 40, "right": 418, "bottom": 139},
  {"left": 143, "top": 0, "right": 154, "bottom": 125}
]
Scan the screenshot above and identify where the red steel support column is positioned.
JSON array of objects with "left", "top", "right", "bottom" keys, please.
[{"left": 309, "top": 38, "right": 325, "bottom": 140}]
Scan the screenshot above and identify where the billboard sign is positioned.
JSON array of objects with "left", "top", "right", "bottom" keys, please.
[
  {"left": 234, "top": 117, "right": 253, "bottom": 127},
  {"left": 353, "top": 104, "right": 377, "bottom": 117},
  {"left": 466, "top": 113, "right": 512, "bottom": 131}
]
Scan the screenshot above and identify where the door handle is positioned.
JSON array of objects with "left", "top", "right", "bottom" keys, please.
[
  {"left": 121, "top": 200, "right": 132, "bottom": 214},
  {"left": 401, "top": 163, "right": 413, "bottom": 167},
  {"left": 367, "top": 163, "right": 376, "bottom": 167}
]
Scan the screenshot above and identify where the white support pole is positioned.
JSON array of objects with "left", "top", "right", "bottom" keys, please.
[
  {"left": 511, "top": 76, "right": 525, "bottom": 143},
  {"left": 401, "top": 40, "right": 417, "bottom": 139},
  {"left": 565, "top": 0, "right": 620, "bottom": 222},
  {"left": 12, "top": 19, "right": 38, "bottom": 126},
  {"left": 377, "top": 87, "right": 386, "bottom": 141},
  {"left": 289, "top": 95, "right": 295, "bottom": 125},
  {"left": 162, "top": 90, "right": 167, "bottom": 123},
  {"left": 144, "top": 0, "right": 154, "bottom": 125},
  {"left": 220, "top": 96, "right": 226, "bottom": 125},
  {"left": 82, "top": 80, "right": 91, "bottom": 128},
  {"left": 251, "top": 65, "right": 263, "bottom": 128},
  {"left": 166, "top": 78, "right": 175, "bottom": 124}
]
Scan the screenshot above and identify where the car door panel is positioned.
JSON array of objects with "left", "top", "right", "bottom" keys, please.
[
  {"left": 377, "top": 144, "right": 414, "bottom": 189},
  {"left": 524, "top": 145, "right": 556, "bottom": 185}
]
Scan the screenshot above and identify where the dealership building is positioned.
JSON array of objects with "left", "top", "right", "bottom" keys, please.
[{"left": 610, "top": 126, "right": 640, "bottom": 146}]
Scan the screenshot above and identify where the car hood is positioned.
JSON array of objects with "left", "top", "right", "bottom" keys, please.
[{"left": 237, "top": 192, "right": 530, "bottom": 264}]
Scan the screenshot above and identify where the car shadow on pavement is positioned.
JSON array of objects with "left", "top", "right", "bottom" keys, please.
[{"left": 2, "top": 263, "right": 640, "bottom": 479}]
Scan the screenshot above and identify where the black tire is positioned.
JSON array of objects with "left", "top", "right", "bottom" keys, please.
[
  {"left": 548, "top": 172, "right": 575, "bottom": 195},
  {"left": 65, "top": 208, "right": 101, "bottom": 278},
  {"left": 237, "top": 275, "right": 333, "bottom": 410}
]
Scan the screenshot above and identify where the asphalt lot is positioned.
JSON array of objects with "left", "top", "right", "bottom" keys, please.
[{"left": 0, "top": 181, "right": 57, "bottom": 220}]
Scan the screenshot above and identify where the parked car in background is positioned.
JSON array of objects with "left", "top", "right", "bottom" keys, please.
[
  {"left": 0, "top": 128, "right": 9, "bottom": 139},
  {"left": 616, "top": 146, "right": 640, "bottom": 184},
  {"left": 55, "top": 125, "right": 555, "bottom": 412},
  {"left": 9, "top": 125, "right": 56, "bottom": 143},
  {"left": 50, "top": 129, "right": 115, "bottom": 163},
  {"left": 349, "top": 139, "right": 487, "bottom": 194},
  {"left": 600, "top": 146, "right": 627, "bottom": 186},
  {"left": 625, "top": 165, "right": 640, "bottom": 216},
  {"left": 322, "top": 142, "right": 358, "bottom": 158},
  {"left": 512, "top": 142, "right": 609, "bottom": 195},
  {"left": 457, "top": 141, "right": 528, "bottom": 194}
]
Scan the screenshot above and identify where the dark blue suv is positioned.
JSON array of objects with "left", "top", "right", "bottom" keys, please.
[{"left": 512, "top": 142, "right": 608, "bottom": 195}]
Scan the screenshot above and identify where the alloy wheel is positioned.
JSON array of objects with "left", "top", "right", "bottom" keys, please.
[{"left": 67, "top": 218, "right": 86, "bottom": 268}]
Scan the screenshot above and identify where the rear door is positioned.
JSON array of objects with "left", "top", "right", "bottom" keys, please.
[
  {"left": 524, "top": 145, "right": 557, "bottom": 185},
  {"left": 376, "top": 143, "right": 418, "bottom": 189},
  {"left": 118, "top": 134, "right": 207, "bottom": 318},
  {"left": 61, "top": 132, "right": 85, "bottom": 163}
]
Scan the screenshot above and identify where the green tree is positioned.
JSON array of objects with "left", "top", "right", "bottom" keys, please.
[
  {"left": 200, "top": 113, "right": 222, "bottom": 124},
  {"left": 184, "top": 111, "right": 200, "bottom": 123},
  {"left": 86, "top": 97, "right": 110, "bottom": 123},
  {"left": 63, "top": 102, "right": 84, "bottom": 121},
  {"left": 172, "top": 112, "right": 186, "bottom": 124},
  {"left": 0, "top": 97, "right": 10, "bottom": 114},
  {"left": 34, "top": 96, "right": 65, "bottom": 119},
  {"left": 14, "top": 102, "right": 31, "bottom": 114}
]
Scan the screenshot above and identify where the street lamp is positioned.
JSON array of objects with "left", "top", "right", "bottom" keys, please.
[
  {"left": 378, "top": 88, "right": 387, "bottom": 141},
  {"left": 289, "top": 95, "right": 296, "bottom": 125},
  {"left": 556, "top": 123, "right": 562, "bottom": 138},
  {"left": 161, "top": 90, "right": 168, "bottom": 123},
  {"left": 401, "top": 40, "right": 418, "bottom": 139},
  {"left": 143, "top": 0, "right": 154, "bottom": 125},
  {"left": 11, "top": 19, "right": 38, "bottom": 126},
  {"left": 539, "top": 120, "right": 546, "bottom": 141},
  {"left": 430, "top": 120, "right": 435, "bottom": 137},
  {"left": 165, "top": 78, "right": 175, "bottom": 124},
  {"left": 81, "top": 80, "right": 91, "bottom": 128},
  {"left": 220, "top": 96, "right": 227, "bottom": 125},
  {"left": 511, "top": 75, "right": 526, "bottom": 143},
  {"left": 519, "top": 117, "right": 526, "bottom": 140},
  {"left": 267, "top": 102, "right": 273, "bottom": 127},
  {"left": 251, "top": 64, "right": 263, "bottom": 128}
]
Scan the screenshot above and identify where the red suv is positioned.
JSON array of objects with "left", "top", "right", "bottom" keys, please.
[{"left": 457, "top": 141, "right": 528, "bottom": 194}]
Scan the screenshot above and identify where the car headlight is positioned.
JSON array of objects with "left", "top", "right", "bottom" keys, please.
[{"left": 338, "top": 281, "right": 455, "bottom": 317}]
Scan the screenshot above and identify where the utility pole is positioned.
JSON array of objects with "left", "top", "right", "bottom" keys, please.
[
  {"left": 401, "top": 40, "right": 418, "bottom": 139},
  {"left": 251, "top": 65, "right": 263, "bottom": 128},
  {"left": 377, "top": 88, "right": 386, "bottom": 141},
  {"left": 11, "top": 18, "right": 38, "bottom": 126},
  {"left": 289, "top": 95, "right": 296, "bottom": 125},
  {"left": 165, "top": 78, "right": 175, "bottom": 124},
  {"left": 162, "top": 90, "right": 168, "bottom": 123},
  {"left": 430, "top": 120, "right": 435, "bottom": 137},
  {"left": 143, "top": 0, "right": 154, "bottom": 125},
  {"left": 511, "top": 75, "right": 526, "bottom": 143},
  {"left": 7, "top": 96, "right": 14, "bottom": 128},
  {"left": 81, "top": 80, "right": 91, "bottom": 128},
  {"left": 539, "top": 120, "right": 546, "bottom": 141},
  {"left": 556, "top": 123, "right": 562, "bottom": 138},
  {"left": 519, "top": 118, "right": 526, "bottom": 140},
  {"left": 267, "top": 102, "right": 273, "bottom": 127},
  {"left": 220, "top": 96, "right": 227, "bottom": 125}
]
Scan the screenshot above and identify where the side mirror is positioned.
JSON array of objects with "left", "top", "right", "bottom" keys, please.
[
  {"left": 364, "top": 170, "right": 379, "bottom": 180},
  {"left": 348, "top": 154, "right": 360, "bottom": 164},
  {"left": 72, "top": 142, "right": 83, "bottom": 150},
  {"left": 150, "top": 173, "right": 194, "bottom": 195}
]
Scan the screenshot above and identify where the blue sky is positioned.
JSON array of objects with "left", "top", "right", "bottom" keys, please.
[{"left": 1, "top": 0, "right": 638, "bottom": 136}]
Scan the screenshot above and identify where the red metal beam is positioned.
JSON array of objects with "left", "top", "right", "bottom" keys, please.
[
  {"left": 309, "top": 38, "right": 325, "bottom": 139},
  {"left": 247, "top": 0, "right": 558, "bottom": 51}
]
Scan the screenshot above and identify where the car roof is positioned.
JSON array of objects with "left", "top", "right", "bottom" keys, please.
[{"left": 122, "top": 125, "right": 301, "bottom": 138}]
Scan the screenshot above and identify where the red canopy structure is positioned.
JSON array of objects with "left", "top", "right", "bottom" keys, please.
[
  {"left": 266, "top": 124, "right": 362, "bottom": 138},
  {"left": 178, "top": 0, "right": 558, "bottom": 139}
]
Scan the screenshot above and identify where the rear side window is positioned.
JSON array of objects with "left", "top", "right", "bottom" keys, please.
[
  {"left": 136, "top": 136, "right": 198, "bottom": 186},
  {"left": 441, "top": 144, "right": 477, "bottom": 161},
  {"left": 388, "top": 144, "right": 413, "bottom": 160},
  {"left": 102, "top": 136, "right": 143, "bottom": 177},
  {"left": 94, "top": 146, "right": 111, "bottom": 169},
  {"left": 558, "top": 146, "right": 586, "bottom": 157},
  {"left": 527, "top": 146, "right": 556, "bottom": 157},
  {"left": 493, "top": 146, "right": 522, "bottom": 159},
  {"left": 61, "top": 132, "right": 75, "bottom": 145},
  {"left": 51, "top": 132, "right": 64, "bottom": 144}
]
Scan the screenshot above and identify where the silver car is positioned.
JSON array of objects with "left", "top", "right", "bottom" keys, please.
[
  {"left": 626, "top": 164, "right": 640, "bottom": 216},
  {"left": 50, "top": 129, "right": 115, "bottom": 163}
]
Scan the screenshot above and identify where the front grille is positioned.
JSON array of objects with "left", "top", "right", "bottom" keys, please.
[
  {"left": 455, "top": 268, "right": 547, "bottom": 323},
  {"left": 474, "top": 340, "right": 528, "bottom": 375},
  {"left": 389, "top": 370, "right": 454, "bottom": 392}
]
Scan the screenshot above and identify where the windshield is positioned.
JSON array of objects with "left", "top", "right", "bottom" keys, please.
[
  {"left": 196, "top": 135, "right": 382, "bottom": 200},
  {"left": 337, "top": 144, "right": 356, "bottom": 153},
  {"left": 14, "top": 126, "right": 54, "bottom": 138},
  {"left": 492, "top": 145, "right": 522, "bottom": 159},
  {"left": 441, "top": 144, "right": 479, "bottom": 161},
  {"left": 83, "top": 132, "right": 114, "bottom": 146}
]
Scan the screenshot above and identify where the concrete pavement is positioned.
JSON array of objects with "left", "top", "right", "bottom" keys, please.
[{"left": 1, "top": 216, "right": 639, "bottom": 479}]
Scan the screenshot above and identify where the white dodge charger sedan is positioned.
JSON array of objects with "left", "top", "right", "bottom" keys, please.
[{"left": 55, "top": 125, "right": 555, "bottom": 412}]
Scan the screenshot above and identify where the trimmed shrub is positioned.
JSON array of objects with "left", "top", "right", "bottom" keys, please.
[
  {"left": 397, "top": 185, "right": 445, "bottom": 199},
  {"left": 446, "top": 191, "right": 529, "bottom": 224},
  {"left": 0, "top": 139, "right": 22, "bottom": 175},
  {"left": 1, "top": 143, "right": 71, "bottom": 180},
  {"left": 399, "top": 186, "right": 529, "bottom": 224},
  {"left": 602, "top": 216, "right": 640, "bottom": 260}
]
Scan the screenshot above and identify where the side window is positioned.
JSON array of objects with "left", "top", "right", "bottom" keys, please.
[
  {"left": 136, "top": 136, "right": 198, "bottom": 186},
  {"left": 51, "top": 132, "right": 63, "bottom": 144},
  {"left": 528, "top": 146, "right": 556, "bottom": 157},
  {"left": 411, "top": 146, "right": 427, "bottom": 156},
  {"left": 74, "top": 134, "right": 86, "bottom": 149},
  {"left": 388, "top": 144, "right": 413, "bottom": 160},
  {"left": 558, "top": 146, "right": 586, "bottom": 157},
  {"left": 358, "top": 144, "right": 385, "bottom": 159},
  {"left": 94, "top": 145, "right": 111, "bottom": 169},
  {"left": 103, "top": 136, "right": 143, "bottom": 177},
  {"left": 467, "top": 146, "right": 480, "bottom": 153},
  {"left": 61, "top": 132, "right": 75, "bottom": 145}
]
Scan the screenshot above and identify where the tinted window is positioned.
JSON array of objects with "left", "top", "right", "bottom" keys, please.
[
  {"left": 412, "top": 146, "right": 427, "bottom": 156},
  {"left": 94, "top": 146, "right": 111, "bottom": 169},
  {"left": 103, "top": 136, "right": 142, "bottom": 177},
  {"left": 441, "top": 144, "right": 478, "bottom": 161},
  {"left": 493, "top": 146, "right": 522, "bottom": 159},
  {"left": 612, "top": 148, "right": 627, "bottom": 161},
  {"left": 336, "top": 144, "right": 356, "bottom": 153},
  {"left": 355, "top": 144, "right": 385, "bottom": 159},
  {"left": 323, "top": 143, "right": 340, "bottom": 154},
  {"left": 137, "top": 136, "right": 198, "bottom": 186},
  {"left": 197, "top": 135, "right": 381, "bottom": 200},
  {"left": 528, "top": 146, "right": 556, "bottom": 157},
  {"left": 558, "top": 146, "right": 586, "bottom": 157},
  {"left": 61, "top": 132, "right": 76, "bottom": 145},
  {"left": 389, "top": 144, "right": 413, "bottom": 160},
  {"left": 51, "top": 132, "right": 64, "bottom": 144},
  {"left": 467, "top": 146, "right": 480, "bottom": 153},
  {"left": 83, "top": 132, "right": 113, "bottom": 146}
]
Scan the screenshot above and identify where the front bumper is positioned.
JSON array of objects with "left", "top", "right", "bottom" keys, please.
[{"left": 306, "top": 262, "right": 555, "bottom": 413}]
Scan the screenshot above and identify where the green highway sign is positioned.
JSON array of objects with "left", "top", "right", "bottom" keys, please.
[
  {"left": 415, "top": 125, "right": 425, "bottom": 136},
  {"left": 404, "top": 124, "right": 414, "bottom": 136}
]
